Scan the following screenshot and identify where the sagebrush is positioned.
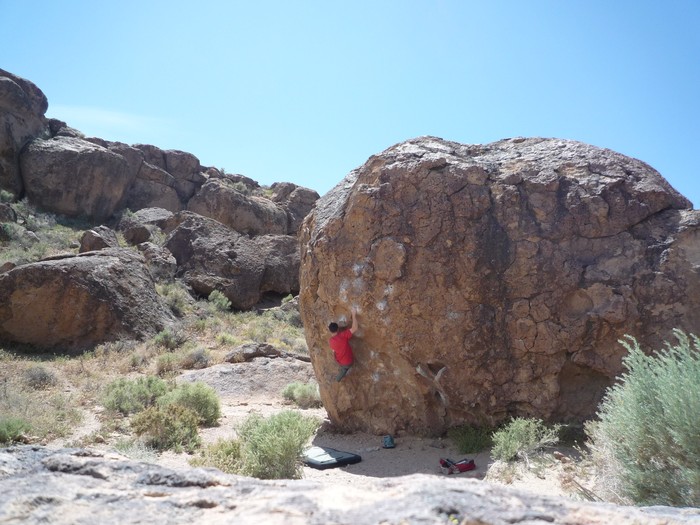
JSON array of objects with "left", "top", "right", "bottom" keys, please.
[
  {"left": 102, "top": 376, "right": 169, "bottom": 415},
  {"left": 158, "top": 381, "right": 221, "bottom": 426},
  {"left": 282, "top": 381, "right": 322, "bottom": 409},
  {"left": 131, "top": 404, "right": 201, "bottom": 452},
  {"left": 586, "top": 331, "right": 700, "bottom": 507},
  {"left": 491, "top": 417, "right": 560, "bottom": 462}
]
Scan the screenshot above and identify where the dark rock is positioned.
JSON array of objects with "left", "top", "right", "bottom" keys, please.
[
  {"left": 164, "top": 212, "right": 299, "bottom": 309},
  {"left": 19, "top": 136, "right": 134, "bottom": 221},
  {"left": 136, "top": 242, "right": 177, "bottom": 282},
  {"left": 79, "top": 225, "right": 119, "bottom": 253},
  {"left": 0, "top": 69, "right": 49, "bottom": 197}
]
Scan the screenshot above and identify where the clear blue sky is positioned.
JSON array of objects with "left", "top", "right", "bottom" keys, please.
[{"left": 2, "top": 1, "right": 699, "bottom": 206}]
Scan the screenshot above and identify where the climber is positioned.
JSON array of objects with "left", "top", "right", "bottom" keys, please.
[{"left": 328, "top": 307, "right": 358, "bottom": 382}]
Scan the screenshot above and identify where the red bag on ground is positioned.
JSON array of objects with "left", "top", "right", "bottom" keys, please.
[{"left": 439, "top": 458, "right": 476, "bottom": 474}]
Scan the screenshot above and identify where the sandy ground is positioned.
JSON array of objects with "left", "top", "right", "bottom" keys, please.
[{"left": 50, "top": 356, "right": 580, "bottom": 500}]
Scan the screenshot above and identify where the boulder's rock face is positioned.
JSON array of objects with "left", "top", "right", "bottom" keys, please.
[
  {"left": 0, "top": 202, "right": 16, "bottom": 222},
  {"left": 299, "top": 136, "right": 700, "bottom": 435},
  {"left": 0, "top": 248, "right": 173, "bottom": 351},
  {"left": 271, "top": 182, "right": 320, "bottom": 234},
  {"left": 19, "top": 136, "right": 133, "bottom": 221},
  {"left": 0, "top": 447, "right": 694, "bottom": 525},
  {"left": 79, "top": 225, "right": 120, "bottom": 253},
  {"left": 188, "top": 179, "right": 289, "bottom": 235},
  {"left": 0, "top": 69, "right": 49, "bottom": 197},
  {"left": 165, "top": 212, "right": 299, "bottom": 309},
  {"left": 136, "top": 241, "right": 177, "bottom": 282}
]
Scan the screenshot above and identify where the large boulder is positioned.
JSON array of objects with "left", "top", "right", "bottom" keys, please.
[
  {"left": 0, "top": 69, "right": 49, "bottom": 197},
  {"left": 0, "top": 248, "right": 173, "bottom": 351},
  {"left": 19, "top": 136, "right": 133, "bottom": 221},
  {"left": 299, "top": 136, "right": 700, "bottom": 435},
  {"left": 125, "top": 144, "right": 206, "bottom": 209},
  {"left": 187, "top": 179, "right": 288, "bottom": 235},
  {"left": 165, "top": 212, "right": 299, "bottom": 309}
]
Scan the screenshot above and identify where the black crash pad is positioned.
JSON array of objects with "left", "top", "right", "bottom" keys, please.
[{"left": 302, "top": 446, "right": 362, "bottom": 470}]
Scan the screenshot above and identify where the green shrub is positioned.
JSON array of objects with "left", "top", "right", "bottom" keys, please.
[
  {"left": 158, "top": 381, "right": 221, "bottom": 426},
  {"left": 113, "top": 438, "right": 157, "bottom": 462},
  {"left": 155, "top": 353, "right": 179, "bottom": 376},
  {"left": 102, "top": 376, "right": 169, "bottom": 415},
  {"left": 0, "top": 417, "right": 30, "bottom": 443},
  {"left": 153, "top": 328, "right": 188, "bottom": 350},
  {"left": 586, "top": 331, "right": 700, "bottom": 507},
  {"left": 447, "top": 424, "right": 494, "bottom": 454},
  {"left": 0, "top": 189, "right": 14, "bottom": 203},
  {"left": 491, "top": 417, "right": 560, "bottom": 462},
  {"left": 237, "top": 410, "right": 319, "bottom": 479},
  {"left": 23, "top": 365, "right": 57, "bottom": 389},
  {"left": 157, "top": 283, "right": 193, "bottom": 317},
  {"left": 190, "top": 438, "right": 242, "bottom": 473},
  {"left": 131, "top": 404, "right": 201, "bottom": 452},
  {"left": 282, "top": 381, "right": 322, "bottom": 409},
  {"left": 208, "top": 290, "right": 232, "bottom": 312},
  {"left": 180, "top": 348, "right": 211, "bottom": 370},
  {"left": 216, "top": 332, "right": 239, "bottom": 347}
]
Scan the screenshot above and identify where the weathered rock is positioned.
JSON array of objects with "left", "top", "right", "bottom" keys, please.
[
  {"left": 224, "top": 342, "right": 282, "bottom": 362},
  {"left": 0, "top": 446, "right": 695, "bottom": 525},
  {"left": 19, "top": 136, "right": 134, "bottom": 221},
  {"left": 124, "top": 160, "right": 182, "bottom": 212},
  {"left": 187, "top": 179, "right": 288, "bottom": 235},
  {"left": 0, "top": 248, "right": 173, "bottom": 351},
  {"left": 118, "top": 215, "right": 151, "bottom": 245},
  {"left": 271, "top": 182, "right": 320, "bottom": 234},
  {"left": 79, "top": 225, "right": 120, "bottom": 253},
  {"left": 0, "top": 202, "right": 16, "bottom": 222},
  {"left": 164, "top": 212, "right": 299, "bottom": 309},
  {"left": 126, "top": 145, "right": 206, "bottom": 207},
  {"left": 48, "top": 118, "right": 85, "bottom": 139},
  {"left": 0, "top": 69, "right": 49, "bottom": 197},
  {"left": 299, "top": 136, "right": 700, "bottom": 435},
  {"left": 130, "top": 207, "right": 175, "bottom": 228},
  {"left": 136, "top": 242, "right": 177, "bottom": 282}
]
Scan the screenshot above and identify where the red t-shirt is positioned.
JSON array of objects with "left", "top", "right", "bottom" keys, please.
[{"left": 329, "top": 329, "right": 354, "bottom": 366}]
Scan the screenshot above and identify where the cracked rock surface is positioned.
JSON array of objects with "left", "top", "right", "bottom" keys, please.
[{"left": 300, "top": 136, "right": 700, "bottom": 434}]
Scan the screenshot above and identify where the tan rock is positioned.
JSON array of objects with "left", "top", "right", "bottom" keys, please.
[
  {"left": 19, "top": 136, "right": 133, "bottom": 221},
  {"left": 0, "top": 69, "right": 48, "bottom": 197},
  {"left": 299, "top": 136, "right": 700, "bottom": 435},
  {"left": 0, "top": 248, "right": 173, "bottom": 351},
  {"left": 188, "top": 179, "right": 288, "bottom": 235}
]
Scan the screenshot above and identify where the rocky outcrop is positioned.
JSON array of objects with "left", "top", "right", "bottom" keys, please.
[
  {"left": 187, "top": 179, "right": 289, "bottom": 235},
  {"left": 299, "top": 136, "right": 700, "bottom": 435},
  {"left": 0, "top": 446, "right": 695, "bottom": 525},
  {"left": 1, "top": 70, "right": 319, "bottom": 233},
  {"left": 0, "top": 248, "right": 173, "bottom": 351},
  {"left": 79, "top": 225, "right": 120, "bottom": 253},
  {"left": 0, "top": 69, "right": 48, "bottom": 197},
  {"left": 165, "top": 212, "right": 299, "bottom": 309},
  {"left": 20, "top": 136, "right": 134, "bottom": 221},
  {"left": 136, "top": 241, "right": 177, "bottom": 282},
  {"left": 270, "top": 182, "right": 320, "bottom": 234}
]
